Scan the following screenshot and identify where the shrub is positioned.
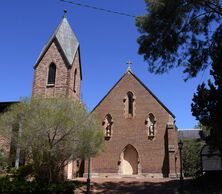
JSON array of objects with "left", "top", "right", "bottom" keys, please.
[
  {"left": 182, "top": 139, "right": 204, "bottom": 177},
  {"left": 0, "top": 176, "right": 82, "bottom": 194},
  {"left": 0, "top": 152, "right": 9, "bottom": 174},
  {"left": 12, "top": 164, "right": 35, "bottom": 181}
]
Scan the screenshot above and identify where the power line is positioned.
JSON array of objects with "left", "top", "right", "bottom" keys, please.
[{"left": 60, "top": 0, "right": 136, "bottom": 18}]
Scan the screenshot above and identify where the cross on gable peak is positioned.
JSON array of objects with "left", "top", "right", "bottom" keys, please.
[
  {"left": 126, "top": 60, "right": 133, "bottom": 72},
  {"left": 63, "top": 9, "right": 68, "bottom": 18}
]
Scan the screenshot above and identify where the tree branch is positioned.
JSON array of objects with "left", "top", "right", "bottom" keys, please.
[
  {"left": 208, "top": 1, "right": 222, "bottom": 12},
  {"left": 205, "top": 1, "right": 222, "bottom": 16},
  {"left": 178, "top": 10, "right": 214, "bottom": 35}
]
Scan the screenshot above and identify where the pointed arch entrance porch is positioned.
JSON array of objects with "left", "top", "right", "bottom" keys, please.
[{"left": 118, "top": 144, "right": 141, "bottom": 175}]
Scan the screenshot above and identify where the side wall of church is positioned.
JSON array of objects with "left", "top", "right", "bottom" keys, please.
[
  {"left": 90, "top": 72, "right": 178, "bottom": 178},
  {"left": 67, "top": 49, "right": 81, "bottom": 101}
]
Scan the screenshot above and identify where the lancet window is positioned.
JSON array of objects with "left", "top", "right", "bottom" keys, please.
[
  {"left": 124, "top": 91, "right": 135, "bottom": 118},
  {"left": 47, "top": 63, "right": 56, "bottom": 85},
  {"left": 73, "top": 69, "right": 77, "bottom": 92}
]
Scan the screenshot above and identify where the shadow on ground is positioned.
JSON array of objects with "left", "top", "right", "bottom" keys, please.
[
  {"left": 75, "top": 174, "right": 222, "bottom": 194},
  {"left": 92, "top": 180, "right": 180, "bottom": 194}
]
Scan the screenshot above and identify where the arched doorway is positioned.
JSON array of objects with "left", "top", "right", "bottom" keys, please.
[{"left": 120, "top": 145, "right": 139, "bottom": 175}]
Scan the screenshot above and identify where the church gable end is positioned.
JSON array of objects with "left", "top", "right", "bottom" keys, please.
[
  {"left": 91, "top": 70, "right": 178, "bottom": 178},
  {"left": 93, "top": 71, "right": 174, "bottom": 119},
  {"left": 32, "top": 40, "right": 69, "bottom": 98}
]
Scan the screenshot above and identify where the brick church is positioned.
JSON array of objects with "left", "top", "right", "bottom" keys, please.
[{"left": 1, "top": 14, "right": 180, "bottom": 178}]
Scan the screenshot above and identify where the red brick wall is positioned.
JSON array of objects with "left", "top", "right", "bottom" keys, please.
[
  {"left": 167, "top": 124, "right": 180, "bottom": 176},
  {"left": 32, "top": 41, "right": 81, "bottom": 101},
  {"left": 66, "top": 49, "right": 81, "bottom": 101},
  {"left": 0, "top": 135, "right": 10, "bottom": 157},
  {"left": 91, "top": 72, "right": 178, "bottom": 176}
]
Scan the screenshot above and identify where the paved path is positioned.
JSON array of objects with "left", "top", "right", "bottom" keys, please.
[
  {"left": 72, "top": 174, "right": 222, "bottom": 194},
  {"left": 74, "top": 178, "right": 182, "bottom": 194}
]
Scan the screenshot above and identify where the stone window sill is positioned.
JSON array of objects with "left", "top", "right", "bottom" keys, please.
[
  {"left": 105, "top": 136, "right": 111, "bottom": 140},
  {"left": 47, "top": 84, "right": 55, "bottom": 87},
  {"left": 148, "top": 135, "right": 155, "bottom": 140},
  {"left": 126, "top": 114, "right": 134, "bottom": 119}
]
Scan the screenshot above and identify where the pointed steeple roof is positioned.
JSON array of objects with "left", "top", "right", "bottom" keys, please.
[{"left": 35, "top": 15, "right": 79, "bottom": 67}]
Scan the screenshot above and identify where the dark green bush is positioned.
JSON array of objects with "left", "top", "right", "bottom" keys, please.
[
  {"left": 0, "top": 176, "right": 81, "bottom": 194},
  {"left": 182, "top": 139, "right": 204, "bottom": 177},
  {"left": 0, "top": 152, "right": 9, "bottom": 174},
  {"left": 8, "top": 164, "right": 35, "bottom": 181}
]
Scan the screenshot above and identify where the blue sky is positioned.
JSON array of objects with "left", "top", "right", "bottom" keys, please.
[{"left": 0, "top": 0, "right": 210, "bottom": 128}]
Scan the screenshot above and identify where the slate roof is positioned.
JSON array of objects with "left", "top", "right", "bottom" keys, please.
[
  {"left": 178, "top": 129, "right": 201, "bottom": 140},
  {"left": 92, "top": 69, "right": 175, "bottom": 118},
  {"left": 35, "top": 16, "right": 79, "bottom": 67}
]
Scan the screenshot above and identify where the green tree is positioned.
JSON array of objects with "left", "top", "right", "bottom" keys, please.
[
  {"left": 0, "top": 97, "right": 103, "bottom": 183},
  {"left": 136, "top": 0, "right": 222, "bottom": 151},
  {"left": 192, "top": 60, "right": 222, "bottom": 152},
  {"left": 136, "top": 0, "right": 222, "bottom": 79},
  {"left": 196, "top": 123, "right": 211, "bottom": 141},
  {"left": 182, "top": 139, "right": 203, "bottom": 177}
]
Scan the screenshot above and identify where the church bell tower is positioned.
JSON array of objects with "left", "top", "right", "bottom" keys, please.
[{"left": 32, "top": 12, "right": 82, "bottom": 101}]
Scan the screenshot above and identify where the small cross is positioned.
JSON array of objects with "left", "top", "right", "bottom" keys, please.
[
  {"left": 127, "top": 60, "right": 132, "bottom": 71},
  {"left": 63, "top": 9, "right": 68, "bottom": 18}
]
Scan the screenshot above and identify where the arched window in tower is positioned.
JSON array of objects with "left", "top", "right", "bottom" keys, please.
[
  {"left": 73, "top": 69, "right": 77, "bottom": 92},
  {"left": 145, "top": 113, "right": 156, "bottom": 140},
  {"left": 102, "top": 114, "right": 113, "bottom": 140},
  {"left": 47, "top": 63, "right": 56, "bottom": 85}
]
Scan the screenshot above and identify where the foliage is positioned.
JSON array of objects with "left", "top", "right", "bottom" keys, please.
[
  {"left": 0, "top": 176, "right": 82, "bottom": 194},
  {"left": 136, "top": 0, "right": 222, "bottom": 153},
  {"left": 0, "top": 97, "right": 103, "bottom": 183},
  {"left": 0, "top": 152, "right": 8, "bottom": 174},
  {"left": 195, "top": 123, "right": 211, "bottom": 141},
  {"left": 136, "top": 0, "right": 222, "bottom": 80},
  {"left": 9, "top": 165, "right": 35, "bottom": 181},
  {"left": 191, "top": 59, "right": 222, "bottom": 152},
  {"left": 182, "top": 139, "right": 203, "bottom": 177}
]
